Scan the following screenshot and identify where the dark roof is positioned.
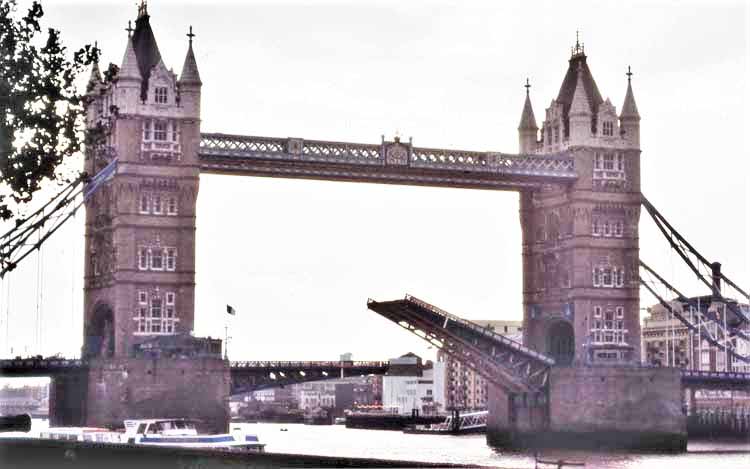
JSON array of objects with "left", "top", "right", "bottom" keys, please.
[
  {"left": 556, "top": 54, "right": 603, "bottom": 135},
  {"left": 132, "top": 13, "right": 162, "bottom": 101}
]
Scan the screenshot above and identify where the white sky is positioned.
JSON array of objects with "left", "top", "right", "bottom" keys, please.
[{"left": 0, "top": 0, "right": 747, "bottom": 367}]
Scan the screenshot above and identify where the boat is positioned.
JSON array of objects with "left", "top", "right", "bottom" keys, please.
[
  {"left": 123, "top": 418, "right": 264, "bottom": 452},
  {"left": 403, "top": 410, "right": 487, "bottom": 435},
  {"left": 333, "top": 417, "right": 346, "bottom": 425},
  {"left": 40, "top": 427, "right": 124, "bottom": 443}
]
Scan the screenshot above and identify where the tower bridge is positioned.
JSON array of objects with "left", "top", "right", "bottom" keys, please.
[{"left": 1, "top": 2, "right": 748, "bottom": 450}]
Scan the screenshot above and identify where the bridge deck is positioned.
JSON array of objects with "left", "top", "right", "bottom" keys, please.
[
  {"left": 368, "top": 295, "right": 553, "bottom": 393},
  {"left": 198, "top": 133, "right": 577, "bottom": 190}
]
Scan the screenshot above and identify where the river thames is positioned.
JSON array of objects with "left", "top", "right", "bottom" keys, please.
[
  {"left": 2, "top": 420, "right": 748, "bottom": 468},
  {"left": 238, "top": 422, "right": 749, "bottom": 468}
]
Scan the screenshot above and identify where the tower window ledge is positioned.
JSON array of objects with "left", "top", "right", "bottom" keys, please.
[{"left": 593, "top": 170, "right": 626, "bottom": 180}]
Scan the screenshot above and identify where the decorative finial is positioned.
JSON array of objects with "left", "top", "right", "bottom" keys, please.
[
  {"left": 524, "top": 78, "right": 531, "bottom": 95},
  {"left": 626, "top": 65, "right": 633, "bottom": 82},
  {"left": 187, "top": 25, "right": 195, "bottom": 44},
  {"left": 571, "top": 30, "right": 585, "bottom": 57},
  {"left": 137, "top": 0, "right": 148, "bottom": 18},
  {"left": 125, "top": 20, "right": 134, "bottom": 37}
]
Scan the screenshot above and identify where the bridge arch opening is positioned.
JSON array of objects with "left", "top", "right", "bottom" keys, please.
[
  {"left": 546, "top": 320, "right": 574, "bottom": 366},
  {"left": 83, "top": 304, "right": 115, "bottom": 359}
]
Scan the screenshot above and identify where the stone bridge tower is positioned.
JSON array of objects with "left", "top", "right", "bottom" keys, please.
[
  {"left": 83, "top": 3, "right": 201, "bottom": 359},
  {"left": 64, "top": 3, "right": 229, "bottom": 432},
  {"left": 518, "top": 39, "right": 642, "bottom": 366}
]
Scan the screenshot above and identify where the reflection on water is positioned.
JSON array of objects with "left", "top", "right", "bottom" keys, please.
[{"left": 2, "top": 419, "right": 748, "bottom": 468}]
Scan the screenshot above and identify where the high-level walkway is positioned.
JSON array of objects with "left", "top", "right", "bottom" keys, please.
[{"left": 198, "top": 133, "right": 577, "bottom": 190}]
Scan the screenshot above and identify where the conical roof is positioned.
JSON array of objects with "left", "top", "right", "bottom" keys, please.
[
  {"left": 518, "top": 92, "right": 537, "bottom": 131},
  {"left": 87, "top": 61, "right": 102, "bottom": 93},
  {"left": 132, "top": 10, "right": 162, "bottom": 100},
  {"left": 556, "top": 54, "right": 602, "bottom": 134},
  {"left": 119, "top": 37, "right": 142, "bottom": 82},
  {"left": 179, "top": 42, "right": 202, "bottom": 85},
  {"left": 620, "top": 78, "right": 640, "bottom": 120},
  {"left": 569, "top": 64, "right": 591, "bottom": 116}
]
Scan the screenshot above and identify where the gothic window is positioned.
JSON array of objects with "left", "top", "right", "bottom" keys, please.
[
  {"left": 134, "top": 291, "right": 178, "bottom": 335},
  {"left": 154, "top": 121, "right": 168, "bottom": 141},
  {"left": 590, "top": 306, "right": 627, "bottom": 345},
  {"left": 616, "top": 306, "right": 624, "bottom": 319},
  {"left": 592, "top": 219, "right": 601, "bottom": 236},
  {"left": 138, "top": 291, "right": 147, "bottom": 304},
  {"left": 553, "top": 125, "right": 560, "bottom": 143},
  {"left": 616, "top": 153, "right": 624, "bottom": 171},
  {"left": 171, "top": 121, "right": 178, "bottom": 142},
  {"left": 154, "top": 87, "right": 168, "bottom": 104},
  {"left": 138, "top": 247, "right": 149, "bottom": 270},
  {"left": 167, "top": 197, "right": 178, "bottom": 215},
  {"left": 615, "top": 268, "right": 624, "bottom": 287},
  {"left": 594, "top": 153, "right": 602, "bottom": 169},
  {"left": 594, "top": 306, "right": 602, "bottom": 318},
  {"left": 165, "top": 248, "right": 176, "bottom": 271},
  {"left": 139, "top": 193, "right": 150, "bottom": 214},
  {"left": 602, "top": 121, "right": 614, "bottom": 136},
  {"left": 592, "top": 267, "right": 602, "bottom": 287},
  {"left": 151, "top": 297, "right": 162, "bottom": 319},
  {"left": 602, "top": 267, "right": 613, "bottom": 287},
  {"left": 603, "top": 221, "right": 611, "bottom": 237},
  {"left": 603, "top": 154, "right": 615, "bottom": 170},
  {"left": 153, "top": 194, "right": 163, "bottom": 214},
  {"left": 143, "top": 120, "right": 151, "bottom": 140},
  {"left": 150, "top": 248, "right": 163, "bottom": 270},
  {"left": 613, "top": 220, "right": 623, "bottom": 237},
  {"left": 91, "top": 255, "right": 99, "bottom": 277}
]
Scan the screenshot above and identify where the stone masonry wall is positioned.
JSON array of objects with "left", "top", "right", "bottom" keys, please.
[{"left": 84, "top": 357, "right": 230, "bottom": 433}]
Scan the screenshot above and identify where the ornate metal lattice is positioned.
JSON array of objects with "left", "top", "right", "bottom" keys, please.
[{"left": 199, "top": 133, "right": 577, "bottom": 189}]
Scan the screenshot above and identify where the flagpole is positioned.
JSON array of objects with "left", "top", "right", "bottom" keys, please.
[{"left": 224, "top": 324, "right": 229, "bottom": 360}]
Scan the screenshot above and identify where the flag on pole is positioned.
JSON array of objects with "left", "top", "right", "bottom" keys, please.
[{"left": 226, "top": 305, "right": 236, "bottom": 315}]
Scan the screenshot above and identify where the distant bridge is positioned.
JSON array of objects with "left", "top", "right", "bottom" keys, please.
[{"left": 0, "top": 358, "right": 393, "bottom": 395}]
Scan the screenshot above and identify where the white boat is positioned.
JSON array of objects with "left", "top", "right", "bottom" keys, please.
[
  {"left": 123, "top": 418, "right": 264, "bottom": 452},
  {"left": 39, "top": 427, "right": 124, "bottom": 443}
]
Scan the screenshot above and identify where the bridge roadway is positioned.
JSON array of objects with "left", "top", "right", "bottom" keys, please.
[
  {"left": 198, "top": 133, "right": 577, "bottom": 191},
  {"left": 0, "top": 356, "right": 746, "bottom": 393},
  {"left": 0, "top": 358, "right": 390, "bottom": 395}
]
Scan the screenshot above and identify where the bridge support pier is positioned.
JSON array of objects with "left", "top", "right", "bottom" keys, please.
[
  {"left": 487, "top": 366, "right": 687, "bottom": 451},
  {"left": 49, "top": 373, "right": 88, "bottom": 427},
  {"left": 51, "top": 358, "right": 230, "bottom": 432}
]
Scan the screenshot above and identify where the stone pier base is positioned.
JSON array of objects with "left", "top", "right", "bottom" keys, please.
[
  {"left": 50, "top": 357, "right": 230, "bottom": 433},
  {"left": 487, "top": 366, "right": 687, "bottom": 451}
]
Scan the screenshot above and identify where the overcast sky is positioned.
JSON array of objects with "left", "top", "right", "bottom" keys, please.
[{"left": 0, "top": 0, "right": 747, "bottom": 367}]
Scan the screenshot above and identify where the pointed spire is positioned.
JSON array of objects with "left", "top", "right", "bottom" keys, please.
[
  {"left": 179, "top": 26, "right": 202, "bottom": 85},
  {"left": 518, "top": 78, "right": 537, "bottom": 130},
  {"left": 569, "top": 62, "right": 590, "bottom": 116},
  {"left": 119, "top": 36, "right": 142, "bottom": 82},
  {"left": 620, "top": 66, "right": 640, "bottom": 120}
]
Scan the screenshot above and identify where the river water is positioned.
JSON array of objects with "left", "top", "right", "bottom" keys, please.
[
  {"left": 236, "top": 422, "right": 749, "bottom": 469},
  {"left": 3, "top": 419, "right": 749, "bottom": 468}
]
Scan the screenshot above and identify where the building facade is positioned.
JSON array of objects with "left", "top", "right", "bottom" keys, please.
[
  {"left": 439, "top": 320, "right": 522, "bottom": 410},
  {"left": 642, "top": 298, "right": 750, "bottom": 373},
  {"left": 382, "top": 354, "right": 445, "bottom": 415},
  {"left": 519, "top": 40, "right": 642, "bottom": 366},
  {"left": 83, "top": 3, "right": 202, "bottom": 358}
]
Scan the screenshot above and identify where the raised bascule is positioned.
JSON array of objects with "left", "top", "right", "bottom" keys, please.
[{"left": 1, "top": 2, "right": 748, "bottom": 450}]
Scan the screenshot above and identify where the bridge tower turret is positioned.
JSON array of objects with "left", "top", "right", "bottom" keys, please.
[
  {"left": 83, "top": 4, "right": 201, "bottom": 359},
  {"left": 518, "top": 79, "right": 539, "bottom": 154},
  {"left": 520, "top": 38, "right": 642, "bottom": 366}
]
